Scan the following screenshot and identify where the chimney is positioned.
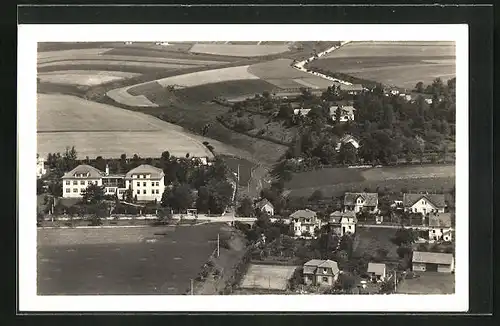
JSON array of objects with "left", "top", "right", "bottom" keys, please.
[{"left": 105, "top": 164, "right": 109, "bottom": 176}]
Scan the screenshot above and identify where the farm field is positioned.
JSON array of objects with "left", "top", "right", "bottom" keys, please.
[
  {"left": 288, "top": 176, "right": 455, "bottom": 198},
  {"left": 37, "top": 224, "right": 235, "bottom": 295},
  {"left": 240, "top": 264, "right": 298, "bottom": 290},
  {"left": 38, "top": 70, "right": 141, "bottom": 86},
  {"left": 307, "top": 41, "right": 456, "bottom": 88},
  {"left": 249, "top": 58, "right": 332, "bottom": 89},
  {"left": 396, "top": 272, "right": 455, "bottom": 294},
  {"left": 37, "top": 94, "right": 212, "bottom": 158},
  {"left": 189, "top": 43, "right": 291, "bottom": 57}
]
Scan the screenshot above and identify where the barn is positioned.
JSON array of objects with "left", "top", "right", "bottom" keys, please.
[{"left": 412, "top": 251, "right": 455, "bottom": 273}]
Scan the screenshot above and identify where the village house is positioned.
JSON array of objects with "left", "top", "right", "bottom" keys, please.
[
  {"left": 329, "top": 210, "right": 357, "bottom": 236},
  {"left": 343, "top": 192, "right": 379, "bottom": 214},
  {"left": 329, "top": 105, "right": 356, "bottom": 122},
  {"left": 403, "top": 193, "right": 446, "bottom": 215},
  {"left": 62, "top": 164, "right": 165, "bottom": 202},
  {"left": 412, "top": 251, "right": 454, "bottom": 273},
  {"left": 367, "top": 263, "right": 386, "bottom": 282},
  {"left": 339, "top": 84, "right": 364, "bottom": 95},
  {"left": 36, "top": 156, "right": 47, "bottom": 179},
  {"left": 303, "top": 259, "right": 340, "bottom": 287},
  {"left": 335, "top": 134, "right": 360, "bottom": 152},
  {"left": 428, "top": 212, "right": 453, "bottom": 242},
  {"left": 290, "top": 209, "right": 321, "bottom": 238},
  {"left": 255, "top": 198, "right": 274, "bottom": 216}
]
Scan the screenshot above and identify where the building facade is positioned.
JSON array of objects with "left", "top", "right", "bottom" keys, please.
[
  {"left": 403, "top": 193, "right": 446, "bottom": 215},
  {"left": 329, "top": 210, "right": 357, "bottom": 236},
  {"left": 36, "top": 156, "right": 47, "bottom": 179},
  {"left": 290, "top": 209, "right": 321, "bottom": 238},
  {"left": 62, "top": 164, "right": 165, "bottom": 202},
  {"left": 303, "top": 259, "right": 340, "bottom": 286},
  {"left": 343, "top": 192, "right": 379, "bottom": 213},
  {"left": 330, "top": 105, "right": 356, "bottom": 122},
  {"left": 412, "top": 251, "right": 454, "bottom": 273},
  {"left": 255, "top": 199, "right": 274, "bottom": 216}
]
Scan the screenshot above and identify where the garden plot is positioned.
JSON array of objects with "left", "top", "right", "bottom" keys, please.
[
  {"left": 361, "top": 165, "right": 455, "bottom": 181},
  {"left": 37, "top": 70, "right": 141, "bottom": 86},
  {"left": 240, "top": 264, "right": 298, "bottom": 291},
  {"left": 189, "top": 44, "right": 291, "bottom": 57}
]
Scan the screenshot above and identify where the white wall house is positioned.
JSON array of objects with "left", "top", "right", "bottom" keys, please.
[
  {"left": 335, "top": 134, "right": 360, "bottom": 152},
  {"left": 290, "top": 209, "right": 321, "bottom": 238},
  {"left": 62, "top": 165, "right": 105, "bottom": 198},
  {"left": 125, "top": 165, "right": 165, "bottom": 202},
  {"left": 330, "top": 105, "right": 356, "bottom": 122},
  {"left": 255, "top": 198, "right": 274, "bottom": 216},
  {"left": 329, "top": 210, "right": 357, "bottom": 236},
  {"left": 343, "top": 192, "right": 379, "bottom": 214},
  {"left": 62, "top": 164, "right": 165, "bottom": 202},
  {"left": 428, "top": 212, "right": 453, "bottom": 242},
  {"left": 403, "top": 193, "right": 446, "bottom": 215},
  {"left": 36, "top": 156, "right": 47, "bottom": 179}
]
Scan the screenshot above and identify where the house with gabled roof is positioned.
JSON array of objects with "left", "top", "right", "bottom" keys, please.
[
  {"left": 412, "top": 251, "right": 454, "bottom": 273},
  {"left": 290, "top": 209, "right": 321, "bottom": 238},
  {"left": 343, "top": 192, "right": 379, "bottom": 214},
  {"left": 62, "top": 164, "right": 165, "bottom": 202},
  {"left": 125, "top": 164, "right": 165, "bottom": 202},
  {"left": 428, "top": 212, "right": 453, "bottom": 242},
  {"left": 255, "top": 198, "right": 274, "bottom": 216},
  {"left": 329, "top": 210, "right": 357, "bottom": 236},
  {"left": 62, "top": 165, "right": 106, "bottom": 198},
  {"left": 329, "top": 105, "right": 356, "bottom": 122},
  {"left": 367, "top": 263, "right": 386, "bottom": 282},
  {"left": 335, "top": 134, "right": 360, "bottom": 152},
  {"left": 403, "top": 193, "right": 446, "bottom": 215},
  {"left": 303, "top": 259, "right": 340, "bottom": 286}
]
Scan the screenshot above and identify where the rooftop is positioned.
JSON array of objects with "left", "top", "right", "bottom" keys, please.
[
  {"left": 344, "top": 192, "right": 379, "bottom": 207},
  {"left": 429, "top": 212, "right": 452, "bottom": 228},
  {"left": 61, "top": 165, "right": 105, "bottom": 179},
  {"left": 412, "top": 251, "right": 454, "bottom": 265},
  {"left": 290, "top": 209, "right": 317, "bottom": 220},
  {"left": 125, "top": 164, "right": 165, "bottom": 179},
  {"left": 367, "top": 263, "right": 386, "bottom": 275},
  {"left": 403, "top": 193, "right": 446, "bottom": 208}
]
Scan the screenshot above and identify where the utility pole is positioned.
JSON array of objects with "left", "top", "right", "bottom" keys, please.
[
  {"left": 217, "top": 233, "right": 220, "bottom": 258},
  {"left": 190, "top": 279, "right": 194, "bottom": 295},
  {"left": 394, "top": 272, "right": 397, "bottom": 293}
]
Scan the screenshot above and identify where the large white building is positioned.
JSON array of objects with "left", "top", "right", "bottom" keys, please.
[{"left": 62, "top": 164, "right": 165, "bottom": 202}]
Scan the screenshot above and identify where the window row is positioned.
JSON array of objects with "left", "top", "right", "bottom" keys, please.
[
  {"left": 135, "top": 181, "right": 161, "bottom": 187},
  {"left": 135, "top": 189, "right": 160, "bottom": 195},
  {"left": 66, "top": 180, "right": 98, "bottom": 186}
]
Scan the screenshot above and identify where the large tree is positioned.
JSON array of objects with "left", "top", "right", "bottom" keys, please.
[
  {"left": 237, "top": 197, "right": 254, "bottom": 217},
  {"left": 206, "top": 179, "right": 234, "bottom": 214},
  {"left": 167, "top": 183, "right": 195, "bottom": 213},
  {"left": 81, "top": 183, "right": 105, "bottom": 204}
]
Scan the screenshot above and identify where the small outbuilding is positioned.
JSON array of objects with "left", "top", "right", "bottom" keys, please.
[
  {"left": 367, "top": 262, "right": 386, "bottom": 282},
  {"left": 412, "top": 251, "right": 455, "bottom": 273}
]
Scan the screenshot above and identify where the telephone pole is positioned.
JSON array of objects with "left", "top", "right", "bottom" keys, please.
[
  {"left": 190, "top": 279, "right": 194, "bottom": 295},
  {"left": 217, "top": 233, "right": 220, "bottom": 258}
]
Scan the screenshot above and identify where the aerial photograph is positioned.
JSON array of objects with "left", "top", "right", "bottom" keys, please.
[{"left": 36, "top": 40, "right": 456, "bottom": 296}]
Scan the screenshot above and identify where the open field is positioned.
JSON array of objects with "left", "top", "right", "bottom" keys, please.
[
  {"left": 286, "top": 165, "right": 455, "bottom": 192},
  {"left": 240, "top": 264, "right": 298, "bottom": 290},
  {"left": 37, "top": 94, "right": 212, "bottom": 158},
  {"left": 189, "top": 44, "right": 291, "bottom": 57},
  {"left": 396, "top": 272, "right": 455, "bottom": 294},
  {"left": 37, "top": 223, "right": 235, "bottom": 295},
  {"left": 249, "top": 58, "right": 332, "bottom": 89},
  {"left": 38, "top": 70, "right": 141, "bottom": 86},
  {"left": 39, "top": 60, "right": 197, "bottom": 70},
  {"left": 353, "top": 227, "right": 399, "bottom": 260},
  {"left": 307, "top": 41, "right": 455, "bottom": 88}
]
